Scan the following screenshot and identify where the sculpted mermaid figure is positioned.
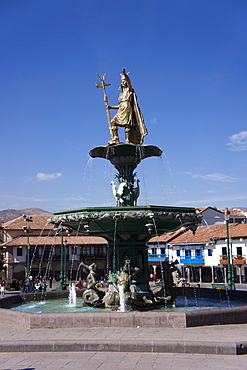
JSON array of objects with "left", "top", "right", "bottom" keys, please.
[
  {"left": 80, "top": 261, "right": 104, "bottom": 306},
  {"left": 107, "top": 69, "right": 148, "bottom": 145}
]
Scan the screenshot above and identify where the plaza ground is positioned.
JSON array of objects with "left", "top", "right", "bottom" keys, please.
[
  {"left": 1, "top": 320, "right": 247, "bottom": 369},
  {"left": 1, "top": 351, "right": 247, "bottom": 369},
  {"left": 1, "top": 285, "right": 247, "bottom": 369}
]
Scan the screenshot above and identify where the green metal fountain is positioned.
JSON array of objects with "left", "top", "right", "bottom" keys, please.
[{"left": 49, "top": 69, "right": 201, "bottom": 308}]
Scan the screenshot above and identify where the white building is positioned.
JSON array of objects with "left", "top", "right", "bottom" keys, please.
[
  {"left": 196, "top": 206, "right": 246, "bottom": 226},
  {"left": 148, "top": 223, "right": 247, "bottom": 284}
]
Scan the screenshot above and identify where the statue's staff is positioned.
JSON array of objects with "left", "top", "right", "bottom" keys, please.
[{"left": 95, "top": 73, "right": 111, "bottom": 130}]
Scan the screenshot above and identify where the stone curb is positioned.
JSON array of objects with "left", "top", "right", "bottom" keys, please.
[{"left": 0, "top": 340, "right": 247, "bottom": 355}]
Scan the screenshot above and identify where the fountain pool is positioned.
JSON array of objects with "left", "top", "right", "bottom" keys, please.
[
  {"left": 8, "top": 298, "right": 101, "bottom": 313},
  {"left": 1, "top": 290, "right": 247, "bottom": 329},
  {"left": 6, "top": 295, "right": 247, "bottom": 313}
]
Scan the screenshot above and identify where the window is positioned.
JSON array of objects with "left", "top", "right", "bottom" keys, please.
[
  {"left": 71, "top": 246, "right": 77, "bottom": 255},
  {"left": 195, "top": 249, "right": 201, "bottom": 257},
  {"left": 222, "top": 247, "right": 227, "bottom": 255},
  {"left": 95, "top": 247, "right": 101, "bottom": 256},
  {"left": 95, "top": 246, "right": 106, "bottom": 256},
  {"left": 54, "top": 245, "right": 60, "bottom": 257},
  {"left": 17, "top": 247, "right": 23, "bottom": 256},
  {"left": 185, "top": 249, "right": 191, "bottom": 257},
  {"left": 176, "top": 250, "right": 180, "bottom": 257},
  {"left": 82, "top": 246, "right": 91, "bottom": 256},
  {"left": 208, "top": 249, "right": 212, "bottom": 256},
  {"left": 237, "top": 247, "right": 242, "bottom": 256},
  {"left": 81, "top": 245, "right": 107, "bottom": 257},
  {"left": 38, "top": 246, "right": 44, "bottom": 258}
]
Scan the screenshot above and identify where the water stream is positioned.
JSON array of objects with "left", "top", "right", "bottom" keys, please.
[
  {"left": 29, "top": 221, "right": 51, "bottom": 274},
  {"left": 151, "top": 215, "right": 165, "bottom": 288},
  {"left": 68, "top": 283, "right": 77, "bottom": 307},
  {"left": 69, "top": 218, "right": 83, "bottom": 282},
  {"left": 118, "top": 285, "right": 127, "bottom": 312}
]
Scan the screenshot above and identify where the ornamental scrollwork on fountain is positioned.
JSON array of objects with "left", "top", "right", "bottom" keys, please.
[{"left": 49, "top": 210, "right": 201, "bottom": 228}]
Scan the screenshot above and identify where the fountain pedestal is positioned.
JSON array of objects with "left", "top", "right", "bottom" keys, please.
[{"left": 89, "top": 143, "right": 162, "bottom": 206}]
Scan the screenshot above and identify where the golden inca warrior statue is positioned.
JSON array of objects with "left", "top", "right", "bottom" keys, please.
[{"left": 96, "top": 69, "right": 148, "bottom": 145}]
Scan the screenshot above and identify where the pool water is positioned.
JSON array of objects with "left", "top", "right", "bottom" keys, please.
[
  {"left": 7, "top": 296, "right": 247, "bottom": 313},
  {"left": 9, "top": 298, "right": 101, "bottom": 313},
  {"left": 154, "top": 296, "right": 247, "bottom": 312}
]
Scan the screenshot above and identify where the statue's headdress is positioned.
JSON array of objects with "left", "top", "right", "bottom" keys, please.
[{"left": 120, "top": 68, "right": 132, "bottom": 89}]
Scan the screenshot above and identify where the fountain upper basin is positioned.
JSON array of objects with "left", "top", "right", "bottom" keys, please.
[{"left": 49, "top": 205, "right": 201, "bottom": 240}]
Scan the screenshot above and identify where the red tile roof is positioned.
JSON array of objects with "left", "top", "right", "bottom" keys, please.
[
  {"left": 148, "top": 229, "right": 183, "bottom": 243},
  {"left": 148, "top": 223, "right": 247, "bottom": 245},
  {"left": 1, "top": 235, "right": 107, "bottom": 247},
  {"left": 229, "top": 209, "right": 246, "bottom": 217},
  {"left": 196, "top": 206, "right": 223, "bottom": 215},
  {"left": 196, "top": 206, "right": 210, "bottom": 213},
  {"left": 3, "top": 215, "right": 52, "bottom": 230}
]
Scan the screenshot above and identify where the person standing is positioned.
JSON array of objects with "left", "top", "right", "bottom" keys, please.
[
  {"left": 27, "top": 276, "right": 35, "bottom": 293},
  {"left": 0, "top": 280, "right": 6, "bottom": 297}
]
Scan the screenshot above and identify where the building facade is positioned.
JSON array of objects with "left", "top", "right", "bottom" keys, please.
[
  {"left": 1, "top": 215, "right": 108, "bottom": 282},
  {"left": 1, "top": 209, "right": 247, "bottom": 286},
  {"left": 148, "top": 223, "right": 247, "bottom": 284}
]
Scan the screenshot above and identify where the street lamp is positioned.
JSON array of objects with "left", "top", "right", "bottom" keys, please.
[
  {"left": 224, "top": 208, "right": 235, "bottom": 290},
  {"left": 54, "top": 227, "right": 71, "bottom": 290},
  {"left": 22, "top": 215, "right": 32, "bottom": 279}
]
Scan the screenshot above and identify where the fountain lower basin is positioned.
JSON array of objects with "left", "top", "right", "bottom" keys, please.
[
  {"left": 1, "top": 288, "right": 247, "bottom": 329},
  {"left": 7, "top": 296, "right": 247, "bottom": 313}
]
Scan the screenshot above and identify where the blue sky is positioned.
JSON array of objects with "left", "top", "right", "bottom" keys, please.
[{"left": 1, "top": 0, "right": 247, "bottom": 213}]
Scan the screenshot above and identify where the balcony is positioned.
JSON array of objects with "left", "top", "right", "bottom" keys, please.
[
  {"left": 148, "top": 253, "right": 167, "bottom": 262},
  {"left": 178, "top": 245, "right": 204, "bottom": 265},
  {"left": 180, "top": 256, "right": 204, "bottom": 264},
  {"left": 79, "top": 254, "right": 107, "bottom": 260},
  {"left": 220, "top": 255, "right": 246, "bottom": 264},
  {"left": 31, "top": 254, "right": 69, "bottom": 262}
]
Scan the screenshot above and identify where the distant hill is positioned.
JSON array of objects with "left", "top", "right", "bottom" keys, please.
[{"left": 0, "top": 208, "right": 52, "bottom": 224}]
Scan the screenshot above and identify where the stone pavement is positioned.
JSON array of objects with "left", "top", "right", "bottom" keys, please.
[
  {"left": 1, "top": 286, "right": 247, "bottom": 369},
  {"left": 1, "top": 321, "right": 247, "bottom": 369},
  {"left": 1, "top": 351, "right": 247, "bottom": 370},
  {"left": 1, "top": 319, "right": 247, "bottom": 355}
]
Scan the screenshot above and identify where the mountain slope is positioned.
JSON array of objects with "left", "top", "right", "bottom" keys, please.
[{"left": 0, "top": 208, "right": 52, "bottom": 224}]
